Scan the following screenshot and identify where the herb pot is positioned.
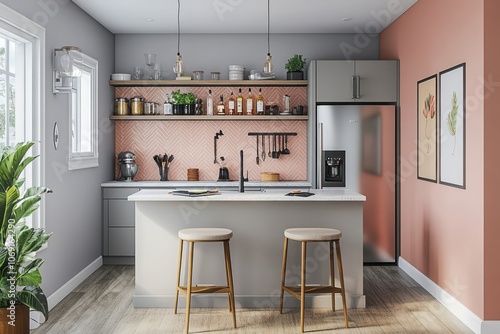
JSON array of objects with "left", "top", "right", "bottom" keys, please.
[{"left": 286, "top": 71, "right": 304, "bottom": 80}]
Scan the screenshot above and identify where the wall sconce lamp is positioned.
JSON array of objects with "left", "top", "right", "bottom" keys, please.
[{"left": 53, "top": 46, "right": 82, "bottom": 93}]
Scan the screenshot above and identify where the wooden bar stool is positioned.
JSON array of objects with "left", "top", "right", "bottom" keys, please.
[
  {"left": 279, "top": 228, "right": 348, "bottom": 333},
  {"left": 174, "top": 228, "right": 236, "bottom": 333}
]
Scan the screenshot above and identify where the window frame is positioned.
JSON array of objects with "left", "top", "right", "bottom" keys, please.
[
  {"left": 0, "top": 3, "right": 46, "bottom": 229},
  {"left": 68, "top": 51, "right": 98, "bottom": 170}
]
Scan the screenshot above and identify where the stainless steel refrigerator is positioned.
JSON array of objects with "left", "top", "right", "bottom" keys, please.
[{"left": 316, "top": 104, "right": 396, "bottom": 264}]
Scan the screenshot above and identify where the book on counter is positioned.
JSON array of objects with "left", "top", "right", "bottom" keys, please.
[{"left": 171, "top": 189, "right": 220, "bottom": 197}]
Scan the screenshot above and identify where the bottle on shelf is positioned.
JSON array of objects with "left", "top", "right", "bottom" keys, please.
[
  {"left": 217, "top": 95, "right": 226, "bottom": 115},
  {"left": 228, "top": 92, "right": 236, "bottom": 115},
  {"left": 246, "top": 88, "right": 254, "bottom": 115},
  {"left": 206, "top": 89, "right": 214, "bottom": 116},
  {"left": 164, "top": 93, "right": 172, "bottom": 115},
  {"left": 256, "top": 88, "right": 264, "bottom": 115},
  {"left": 236, "top": 88, "right": 244, "bottom": 115}
]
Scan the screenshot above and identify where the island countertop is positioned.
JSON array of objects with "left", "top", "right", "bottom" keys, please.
[
  {"left": 102, "top": 180, "right": 312, "bottom": 189},
  {"left": 128, "top": 188, "right": 366, "bottom": 202},
  {"left": 130, "top": 187, "right": 366, "bottom": 309}
]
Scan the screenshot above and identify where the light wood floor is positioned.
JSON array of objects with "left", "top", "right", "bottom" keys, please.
[{"left": 32, "top": 265, "right": 473, "bottom": 333}]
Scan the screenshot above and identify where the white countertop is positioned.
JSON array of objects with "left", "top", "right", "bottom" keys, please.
[
  {"left": 102, "top": 180, "right": 312, "bottom": 188},
  {"left": 128, "top": 188, "right": 366, "bottom": 202}
]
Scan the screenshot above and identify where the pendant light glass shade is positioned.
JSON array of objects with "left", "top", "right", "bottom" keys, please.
[
  {"left": 173, "top": 0, "right": 184, "bottom": 77},
  {"left": 263, "top": 53, "right": 274, "bottom": 74},
  {"left": 173, "top": 53, "right": 183, "bottom": 77}
]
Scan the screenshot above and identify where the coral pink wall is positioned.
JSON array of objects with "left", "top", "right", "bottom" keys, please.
[
  {"left": 381, "top": 0, "right": 486, "bottom": 318},
  {"left": 483, "top": 0, "right": 500, "bottom": 320}
]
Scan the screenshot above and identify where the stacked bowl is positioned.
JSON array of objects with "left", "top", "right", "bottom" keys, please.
[{"left": 229, "top": 65, "right": 245, "bottom": 80}]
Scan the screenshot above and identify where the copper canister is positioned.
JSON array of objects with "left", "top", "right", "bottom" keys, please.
[
  {"left": 115, "top": 97, "right": 129, "bottom": 115},
  {"left": 130, "top": 96, "right": 144, "bottom": 115}
]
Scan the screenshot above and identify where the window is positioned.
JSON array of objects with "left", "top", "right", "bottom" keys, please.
[
  {"left": 68, "top": 51, "right": 98, "bottom": 170},
  {"left": 0, "top": 3, "right": 45, "bottom": 228}
]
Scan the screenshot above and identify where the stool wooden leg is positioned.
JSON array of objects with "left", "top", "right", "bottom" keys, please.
[
  {"left": 174, "top": 239, "right": 183, "bottom": 315},
  {"left": 224, "top": 240, "right": 237, "bottom": 328},
  {"left": 335, "top": 240, "right": 349, "bottom": 328},
  {"left": 300, "top": 241, "right": 307, "bottom": 333},
  {"left": 185, "top": 241, "right": 194, "bottom": 334},
  {"left": 330, "top": 241, "right": 335, "bottom": 312},
  {"left": 223, "top": 241, "right": 232, "bottom": 313},
  {"left": 279, "top": 237, "right": 289, "bottom": 314}
]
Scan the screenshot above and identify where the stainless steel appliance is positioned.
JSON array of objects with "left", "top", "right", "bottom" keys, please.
[
  {"left": 317, "top": 105, "right": 396, "bottom": 264},
  {"left": 118, "top": 151, "right": 138, "bottom": 181}
]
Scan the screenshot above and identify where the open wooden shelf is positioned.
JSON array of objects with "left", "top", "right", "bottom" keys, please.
[
  {"left": 109, "top": 79, "right": 308, "bottom": 87},
  {"left": 109, "top": 115, "right": 308, "bottom": 121}
]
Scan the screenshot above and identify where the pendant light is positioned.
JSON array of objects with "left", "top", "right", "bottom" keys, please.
[
  {"left": 173, "top": 0, "right": 184, "bottom": 77},
  {"left": 263, "top": 0, "right": 274, "bottom": 74}
]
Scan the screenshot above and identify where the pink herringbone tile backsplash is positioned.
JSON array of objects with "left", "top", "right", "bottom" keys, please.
[
  {"left": 114, "top": 85, "right": 308, "bottom": 181},
  {"left": 115, "top": 120, "right": 308, "bottom": 181}
]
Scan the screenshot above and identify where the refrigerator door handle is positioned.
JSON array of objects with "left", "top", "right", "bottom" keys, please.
[
  {"left": 351, "top": 76, "right": 356, "bottom": 99},
  {"left": 356, "top": 75, "right": 361, "bottom": 99},
  {"left": 317, "top": 122, "right": 323, "bottom": 189}
]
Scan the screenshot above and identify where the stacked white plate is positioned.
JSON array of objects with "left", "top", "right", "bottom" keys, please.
[{"left": 229, "top": 65, "right": 245, "bottom": 80}]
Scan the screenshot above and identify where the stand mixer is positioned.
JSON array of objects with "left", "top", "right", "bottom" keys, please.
[{"left": 118, "top": 151, "right": 138, "bottom": 181}]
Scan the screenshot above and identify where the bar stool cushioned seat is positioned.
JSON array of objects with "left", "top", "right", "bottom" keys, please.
[
  {"left": 280, "top": 227, "right": 348, "bottom": 333},
  {"left": 175, "top": 228, "right": 236, "bottom": 333}
]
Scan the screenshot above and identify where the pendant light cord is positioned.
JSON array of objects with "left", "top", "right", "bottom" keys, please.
[
  {"left": 267, "top": 0, "right": 270, "bottom": 55},
  {"left": 177, "top": 0, "right": 181, "bottom": 55}
]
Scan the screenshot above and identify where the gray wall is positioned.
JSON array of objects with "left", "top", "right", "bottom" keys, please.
[
  {"left": 115, "top": 33, "right": 379, "bottom": 80},
  {"left": 0, "top": 0, "right": 114, "bottom": 296}
]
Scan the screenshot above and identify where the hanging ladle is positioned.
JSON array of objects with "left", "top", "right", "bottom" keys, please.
[{"left": 283, "top": 135, "right": 290, "bottom": 154}]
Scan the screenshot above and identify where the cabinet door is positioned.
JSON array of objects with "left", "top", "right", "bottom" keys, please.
[
  {"left": 108, "top": 228, "right": 135, "bottom": 256},
  {"left": 109, "top": 200, "right": 136, "bottom": 227},
  {"left": 355, "top": 60, "right": 398, "bottom": 102},
  {"left": 316, "top": 60, "right": 355, "bottom": 102}
]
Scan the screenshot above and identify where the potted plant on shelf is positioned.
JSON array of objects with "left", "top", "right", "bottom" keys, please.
[
  {"left": 170, "top": 90, "right": 184, "bottom": 115},
  {"left": 184, "top": 93, "right": 196, "bottom": 115},
  {"left": 0, "top": 142, "right": 52, "bottom": 333},
  {"left": 285, "top": 54, "right": 307, "bottom": 80}
]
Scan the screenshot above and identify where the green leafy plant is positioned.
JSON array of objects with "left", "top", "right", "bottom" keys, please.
[
  {"left": 0, "top": 142, "right": 52, "bottom": 322},
  {"left": 185, "top": 93, "right": 196, "bottom": 104},
  {"left": 446, "top": 91, "right": 458, "bottom": 155},
  {"left": 285, "top": 54, "right": 307, "bottom": 72},
  {"left": 170, "top": 90, "right": 183, "bottom": 105},
  {"left": 169, "top": 90, "right": 196, "bottom": 105}
]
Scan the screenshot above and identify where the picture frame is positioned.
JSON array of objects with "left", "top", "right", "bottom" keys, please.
[
  {"left": 417, "top": 74, "right": 437, "bottom": 182},
  {"left": 439, "top": 63, "right": 466, "bottom": 189}
]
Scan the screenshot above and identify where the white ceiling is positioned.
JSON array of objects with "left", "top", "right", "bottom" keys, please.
[{"left": 72, "top": 0, "right": 418, "bottom": 34}]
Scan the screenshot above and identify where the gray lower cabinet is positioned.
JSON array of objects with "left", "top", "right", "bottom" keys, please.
[
  {"left": 315, "top": 60, "right": 399, "bottom": 103},
  {"left": 102, "top": 187, "right": 140, "bottom": 264}
]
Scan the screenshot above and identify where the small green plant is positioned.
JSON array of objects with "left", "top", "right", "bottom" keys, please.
[
  {"left": 285, "top": 54, "right": 307, "bottom": 72},
  {"left": 185, "top": 93, "right": 196, "bottom": 104},
  {"left": 170, "top": 90, "right": 196, "bottom": 105},
  {"left": 170, "top": 90, "right": 183, "bottom": 105}
]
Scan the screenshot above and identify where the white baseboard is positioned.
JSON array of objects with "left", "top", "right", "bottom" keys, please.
[
  {"left": 30, "top": 256, "right": 103, "bottom": 329},
  {"left": 399, "top": 257, "right": 500, "bottom": 334}
]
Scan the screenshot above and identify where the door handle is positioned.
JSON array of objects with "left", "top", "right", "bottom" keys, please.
[
  {"left": 351, "top": 76, "right": 356, "bottom": 99},
  {"left": 356, "top": 75, "right": 361, "bottom": 99},
  {"left": 317, "top": 122, "right": 323, "bottom": 189}
]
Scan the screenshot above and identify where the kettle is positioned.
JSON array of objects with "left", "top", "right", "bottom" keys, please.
[{"left": 118, "top": 151, "right": 138, "bottom": 181}]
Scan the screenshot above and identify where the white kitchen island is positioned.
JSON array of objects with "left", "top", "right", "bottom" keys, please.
[{"left": 128, "top": 188, "right": 366, "bottom": 309}]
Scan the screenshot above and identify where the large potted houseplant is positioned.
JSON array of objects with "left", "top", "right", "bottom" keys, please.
[
  {"left": 0, "top": 142, "right": 52, "bottom": 333},
  {"left": 285, "top": 54, "right": 307, "bottom": 80}
]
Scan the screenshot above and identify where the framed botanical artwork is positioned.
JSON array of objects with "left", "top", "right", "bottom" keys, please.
[
  {"left": 439, "top": 63, "right": 466, "bottom": 189},
  {"left": 417, "top": 74, "right": 437, "bottom": 182}
]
